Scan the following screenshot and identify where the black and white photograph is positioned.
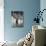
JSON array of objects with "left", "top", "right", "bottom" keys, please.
[{"left": 11, "top": 11, "right": 24, "bottom": 27}]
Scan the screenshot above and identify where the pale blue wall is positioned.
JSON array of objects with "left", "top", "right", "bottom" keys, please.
[
  {"left": 4, "top": 0, "right": 40, "bottom": 42},
  {"left": 40, "top": 0, "right": 46, "bottom": 27}
]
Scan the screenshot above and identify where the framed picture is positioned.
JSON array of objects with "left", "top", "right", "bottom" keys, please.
[{"left": 11, "top": 11, "right": 24, "bottom": 27}]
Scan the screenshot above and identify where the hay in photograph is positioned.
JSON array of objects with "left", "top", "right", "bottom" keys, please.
[{"left": 11, "top": 11, "right": 24, "bottom": 27}]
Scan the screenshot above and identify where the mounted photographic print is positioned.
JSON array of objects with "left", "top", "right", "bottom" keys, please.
[{"left": 11, "top": 11, "right": 24, "bottom": 27}]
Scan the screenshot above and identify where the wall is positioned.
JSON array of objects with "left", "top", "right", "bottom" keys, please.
[
  {"left": 40, "top": 0, "right": 46, "bottom": 27},
  {"left": 0, "top": 0, "right": 4, "bottom": 42},
  {"left": 4, "top": 0, "right": 40, "bottom": 42}
]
